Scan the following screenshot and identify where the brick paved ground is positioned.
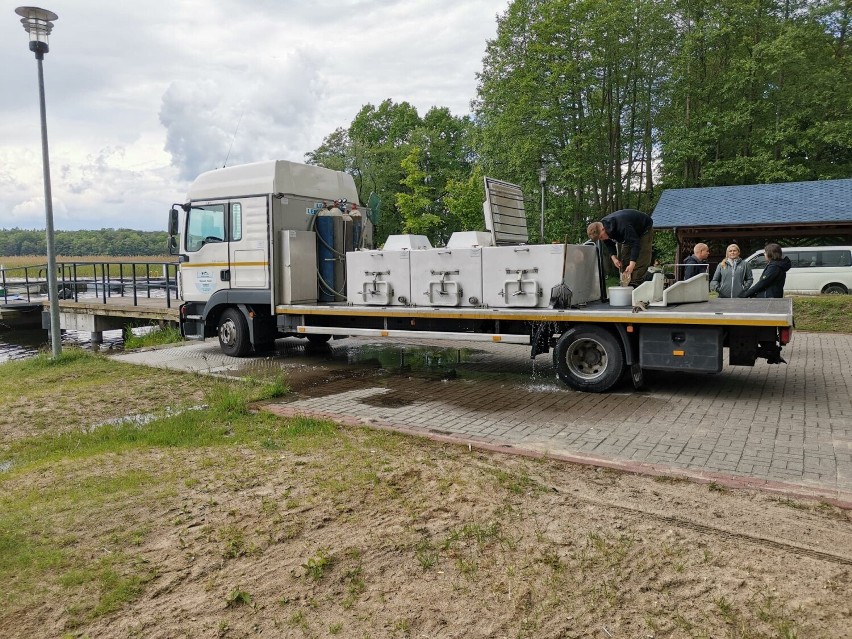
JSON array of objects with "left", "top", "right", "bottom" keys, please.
[{"left": 114, "top": 331, "right": 852, "bottom": 504}]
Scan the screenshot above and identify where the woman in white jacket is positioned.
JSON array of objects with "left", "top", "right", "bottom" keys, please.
[{"left": 710, "top": 244, "right": 753, "bottom": 298}]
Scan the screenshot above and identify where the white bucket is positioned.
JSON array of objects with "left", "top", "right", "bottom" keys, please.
[{"left": 608, "top": 286, "right": 633, "bottom": 307}]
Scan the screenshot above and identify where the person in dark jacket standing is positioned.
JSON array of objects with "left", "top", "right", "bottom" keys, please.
[
  {"left": 739, "top": 243, "right": 791, "bottom": 298},
  {"left": 587, "top": 209, "right": 654, "bottom": 286},
  {"left": 683, "top": 243, "right": 710, "bottom": 280}
]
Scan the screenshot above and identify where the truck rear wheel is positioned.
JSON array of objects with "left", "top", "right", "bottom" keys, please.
[
  {"left": 218, "top": 308, "right": 251, "bottom": 357},
  {"left": 553, "top": 325, "right": 624, "bottom": 393}
]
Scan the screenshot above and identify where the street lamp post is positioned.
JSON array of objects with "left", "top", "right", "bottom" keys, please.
[
  {"left": 538, "top": 166, "right": 547, "bottom": 243},
  {"left": 16, "top": 6, "right": 61, "bottom": 358}
]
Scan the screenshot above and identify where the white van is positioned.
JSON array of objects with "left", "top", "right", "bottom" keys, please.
[{"left": 745, "top": 246, "right": 852, "bottom": 295}]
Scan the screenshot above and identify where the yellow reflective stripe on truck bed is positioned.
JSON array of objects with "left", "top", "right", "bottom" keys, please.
[{"left": 274, "top": 305, "right": 791, "bottom": 327}]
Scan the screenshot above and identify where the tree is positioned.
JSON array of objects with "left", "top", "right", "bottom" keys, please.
[
  {"left": 397, "top": 147, "right": 443, "bottom": 238},
  {"left": 473, "top": 0, "right": 673, "bottom": 242},
  {"left": 658, "top": 0, "right": 851, "bottom": 187},
  {"left": 0, "top": 228, "right": 169, "bottom": 257},
  {"left": 445, "top": 166, "right": 487, "bottom": 236},
  {"left": 307, "top": 101, "right": 478, "bottom": 246}
]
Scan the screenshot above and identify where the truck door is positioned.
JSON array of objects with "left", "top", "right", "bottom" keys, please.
[
  {"left": 181, "top": 202, "right": 231, "bottom": 302},
  {"left": 227, "top": 198, "right": 269, "bottom": 289}
]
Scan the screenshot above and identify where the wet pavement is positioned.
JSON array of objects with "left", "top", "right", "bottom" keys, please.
[{"left": 111, "top": 332, "right": 852, "bottom": 505}]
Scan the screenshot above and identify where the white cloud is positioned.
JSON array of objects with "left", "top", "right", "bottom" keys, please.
[{"left": 0, "top": 0, "right": 508, "bottom": 232}]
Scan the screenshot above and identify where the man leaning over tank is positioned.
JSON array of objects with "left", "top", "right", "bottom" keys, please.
[{"left": 587, "top": 209, "right": 654, "bottom": 287}]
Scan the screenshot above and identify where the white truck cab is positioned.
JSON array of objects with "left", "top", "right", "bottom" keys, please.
[{"left": 169, "top": 160, "right": 371, "bottom": 354}]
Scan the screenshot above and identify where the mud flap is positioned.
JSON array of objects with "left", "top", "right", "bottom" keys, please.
[
  {"left": 530, "top": 322, "right": 554, "bottom": 359},
  {"left": 179, "top": 304, "right": 206, "bottom": 340},
  {"left": 757, "top": 342, "right": 786, "bottom": 365}
]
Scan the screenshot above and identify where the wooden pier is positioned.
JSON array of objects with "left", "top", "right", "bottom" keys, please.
[
  {"left": 1, "top": 297, "right": 178, "bottom": 335},
  {"left": 1, "top": 260, "right": 180, "bottom": 340}
]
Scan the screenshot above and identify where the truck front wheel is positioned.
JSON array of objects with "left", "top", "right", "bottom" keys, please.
[
  {"left": 553, "top": 325, "right": 624, "bottom": 393},
  {"left": 218, "top": 308, "right": 251, "bottom": 357}
]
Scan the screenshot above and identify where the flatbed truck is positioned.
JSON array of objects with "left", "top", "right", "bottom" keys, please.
[{"left": 168, "top": 160, "right": 792, "bottom": 393}]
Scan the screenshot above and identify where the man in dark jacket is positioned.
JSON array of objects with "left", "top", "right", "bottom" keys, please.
[
  {"left": 683, "top": 243, "right": 710, "bottom": 280},
  {"left": 587, "top": 209, "right": 654, "bottom": 286},
  {"left": 739, "top": 243, "right": 791, "bottom": 298}
]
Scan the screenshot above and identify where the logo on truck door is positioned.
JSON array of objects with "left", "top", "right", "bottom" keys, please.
[{"left": 196, "top": 270, "right": 214, "bottom": 293}]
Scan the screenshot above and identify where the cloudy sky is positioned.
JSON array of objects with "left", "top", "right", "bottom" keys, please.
[{"left": 0, "top": 0, "right": 508, "bottom": 232}]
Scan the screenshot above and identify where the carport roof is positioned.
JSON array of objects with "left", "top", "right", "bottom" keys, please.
[{"left": 653, "top": 179, "right": 852, "bottom": 229}]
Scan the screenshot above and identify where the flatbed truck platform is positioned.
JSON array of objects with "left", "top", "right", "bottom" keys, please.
[{"left": 262, "top": 298, "right": 793, "bottom": 392}]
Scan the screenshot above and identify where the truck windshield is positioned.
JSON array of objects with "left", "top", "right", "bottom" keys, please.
[{"left": 186, "top": 204, "right": 226, "bottom": 252}]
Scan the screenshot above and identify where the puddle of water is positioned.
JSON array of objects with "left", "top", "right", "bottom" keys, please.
[
  {"left": 228, "top": 341, "right": 479, "bottom": 383},
  {"left": 343, "top": 343, "right": 476, "bottom": 372},
  {"left": 357, "top": 390, "right": 416, "bottom": 408},
  {"left": 90, "top": 404, "right": 208, "bottom": 431}
]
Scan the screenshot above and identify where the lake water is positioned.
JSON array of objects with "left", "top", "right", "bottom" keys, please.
[{"left": 0, "top": 327, "right": 128, "bottom": 363}]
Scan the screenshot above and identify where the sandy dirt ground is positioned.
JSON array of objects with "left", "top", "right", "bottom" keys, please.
[{"left": 4, "top": 425, "right": 851, "bottom": 639}]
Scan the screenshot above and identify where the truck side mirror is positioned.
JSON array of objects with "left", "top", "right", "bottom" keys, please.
[
  {"left": 167, "top": 235, "right": 178, "bottom": 255},
  {"left": 168, "top": 208, "right": 179, "bottom": 236}
]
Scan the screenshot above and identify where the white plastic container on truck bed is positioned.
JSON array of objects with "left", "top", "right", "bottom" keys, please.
[{"left": 481, "top": 244, "right": 600, "bottom": 308}]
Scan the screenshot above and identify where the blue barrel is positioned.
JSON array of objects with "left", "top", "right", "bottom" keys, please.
[{"left": 316, "top": 215, "right": 336, "bottom": 302}]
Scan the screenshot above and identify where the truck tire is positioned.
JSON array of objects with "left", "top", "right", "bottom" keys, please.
[
  {"left": 306, "top": 334, "right": 332, "bottom": 345},
  {"left": 553, "top": 325, "right": 624, "bottom": 393},
  {"left": 218, "top": 308, "right": 251, "bottom": 357}
]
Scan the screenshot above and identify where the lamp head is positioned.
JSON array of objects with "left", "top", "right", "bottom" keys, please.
[
  {"left": 538, "top": 166, "right": 547, "bottom": 184},
  {"left": 15, "top": 6, "right": 58, "bottom": 58}
]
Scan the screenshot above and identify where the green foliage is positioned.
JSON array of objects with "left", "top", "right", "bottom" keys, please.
[
  {"left": 225, "top": 587, "right": 253, "bottom": 608},
  {"left": 444, "top": 166, "right": 487, "bottom": 235},
  {"left": 0, "top": 228, "right": 169, "bottom": 256},
  {"left": 474, "top": 0, "right": 674, "bottom": 233},
  {"left": 397, "top": 147, "right": 444, "bottom": 239},
  {"left": 652, "top": 230, "right": 679, "bottom": 267},
  {"left": 658, "top": 0, "right": 851, "bottom": 187},
  {"left": 305, "top": 0, "right": 848, "bottom": 247},
  {"left": 307, "top": 100, "right": 476, "bottom": 246}
]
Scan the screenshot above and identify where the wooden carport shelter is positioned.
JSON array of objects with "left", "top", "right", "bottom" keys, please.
[{"left": 652, "top": 179, "right": 852, "bottom": 274}]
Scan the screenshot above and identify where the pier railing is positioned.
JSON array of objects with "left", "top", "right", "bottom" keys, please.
[{"left": 0, "top": 260, "right": 179, "bottom": 307}]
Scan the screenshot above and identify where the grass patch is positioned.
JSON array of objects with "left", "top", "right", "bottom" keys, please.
[
  {"left": 303, "top": 548, "right": 334, "bottom": 581},
  {"left": 0, "top": 352, "right": 320, "bottom": 613},
  {"left": 0, "top": 349, "right": 212, "bottom": 441},
  {"left": 0, "top": 351, "right": 306, "bottom": 473},
  {"left": 123, "top": 323, "right": 184, "bottom": 349},
  {"left": 791, "top": 295, "right": 852, "bottom": 333},
  {"left": 0, "top": 255, "right": 172, "bottom": 279},
  {"left": 3, "top": 406, "right": 333, "bottom": 474},
  {"left": 0, "top": 469, "right": 160, "bottom": 622},
  {"left": 487, "top": 467, "right": 545, "bottom": 495},
  {"left": 0, "top": 355, "right": 334, "bottom": 625}
]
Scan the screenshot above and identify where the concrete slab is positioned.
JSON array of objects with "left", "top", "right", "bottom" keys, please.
[{"left": 111, "top": 331, "right": 852, "bottom": 505}]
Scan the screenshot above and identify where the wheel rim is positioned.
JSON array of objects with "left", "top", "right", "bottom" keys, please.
[
  {"left": 219, "top": 319, "right": 237, "bottom": 347},
  {"left": 565, "top": 338, "right": 608, "bottom": 381}
]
